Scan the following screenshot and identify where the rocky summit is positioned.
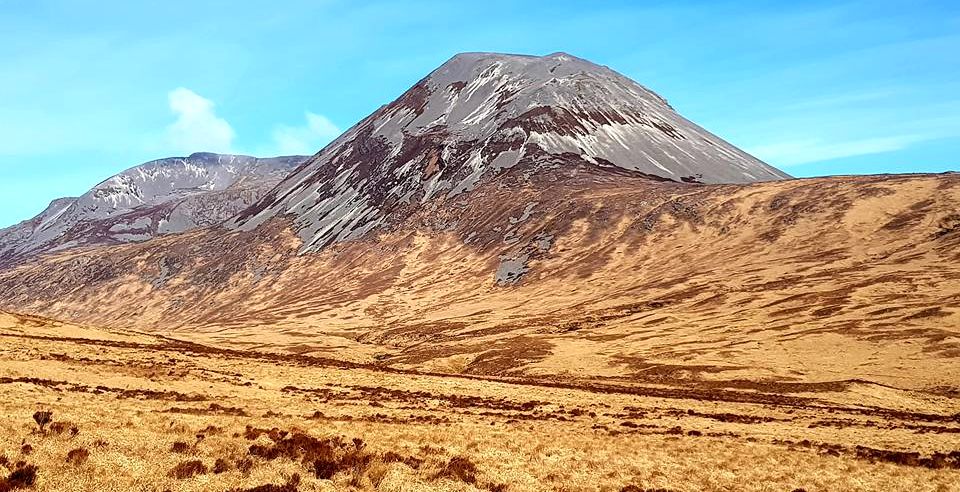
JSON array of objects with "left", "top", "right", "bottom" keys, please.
[{"left": 229, "top": 52, "right": 789, "bottom": 251}]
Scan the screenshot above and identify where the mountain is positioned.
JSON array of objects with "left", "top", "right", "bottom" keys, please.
[
  {"left": 0, "top": 52, "right": 957, "bottom": 395},
  {"left": 1, "top": 171, "right": 957, "bottom": 390},
  {"left": 229, "top": 52, "right": 789, "bottom": 251},
  {"left": 0, "top": 152, "right": 306, "bottom": 266}
]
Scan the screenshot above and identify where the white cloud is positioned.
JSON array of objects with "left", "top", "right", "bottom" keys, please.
[
  {"left": 748, "top": 135, "right": 928, "bottom": 166},
  {"left": 271, "top": 112, "right": 341, "bottom": 155},
  {"left": 165, "top": 87, "right": 235, "bottom": 154},
  {"left": 159, "top": 89, "right": 339, "bottom": 157}
]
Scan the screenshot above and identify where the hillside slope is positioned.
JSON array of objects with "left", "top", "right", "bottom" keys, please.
[{"left": 1, "top": 170, "right": 957, "bottom": 394}]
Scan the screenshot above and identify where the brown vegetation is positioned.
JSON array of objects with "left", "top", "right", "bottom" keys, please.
[
  {"left": 0, "top": 311, "right": 958, "bottom": 491},
  {"left": 64, "top": 448, "right": 88, "bottom": 466},
  {"left": 0, "top": 464, "right": 38, "bottom": 491},
  {"left": 169, "top": 441, "right": 191, "bottom": 454},
  {"left": 31, "top": 412, "right": 51, "bottom": 434},
  {"left": 168, "top": 459, "right": 207, "bottom": 479},
  {"left": 433, "top": 456, "right": 478, "bottom": 484},
  {"left": 47, "top": 422, "right": 78, "bottom": 437}
]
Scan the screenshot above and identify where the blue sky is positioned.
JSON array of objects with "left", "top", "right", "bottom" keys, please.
[{"left": 1, "top": 0, "right": 957, "bottom": 227}]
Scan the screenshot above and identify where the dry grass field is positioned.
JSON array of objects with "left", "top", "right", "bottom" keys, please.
[{"left": 1, "top": 311, "right": 958, "bottom": 491}]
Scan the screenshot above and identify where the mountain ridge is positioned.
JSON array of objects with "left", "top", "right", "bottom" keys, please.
[{"left": 0, "top": 152, "right": 307, "bottom": 266}]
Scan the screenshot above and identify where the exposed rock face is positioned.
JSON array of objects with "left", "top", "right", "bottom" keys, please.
[
  {"left": 0, "top": 153, "right": 305, "bottom": 266},
  {"left": 229, "top": 52, "right": 789, "bottom": 251}
]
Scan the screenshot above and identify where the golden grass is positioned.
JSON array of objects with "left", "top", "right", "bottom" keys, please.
[{"left": 1, "top": 314, "right": 958, "bottom": 491}]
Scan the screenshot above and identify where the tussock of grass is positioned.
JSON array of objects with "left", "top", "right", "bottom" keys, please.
[
  {"left": 65, "top": 448, "right": 89, "bottom": 466},
  {"left": 433, "top": 456, "right": 478, "bottom": 484},
  {"left": 47, "top": 422, "right": 78, "bottom": 438},
  {"left": 212, "top": 458, "right": 231, "bottom": 474},
  {"left": 168, "top": 459, "right": 206, "bottom": 479},
  {"left": 0, "top": 463, "right": 38, "bottom": 491},
  {"left": 169, "top": 441, "right": 191, "bottom": 454}
]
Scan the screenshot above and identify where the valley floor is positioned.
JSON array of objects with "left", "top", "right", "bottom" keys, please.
[{"left": 0, "top": 312, "right": 958, "bottom": 491}]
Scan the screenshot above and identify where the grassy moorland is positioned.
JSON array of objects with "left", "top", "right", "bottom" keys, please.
[{"left": 0, "top": 311, "right": 957, "bottom": 491}]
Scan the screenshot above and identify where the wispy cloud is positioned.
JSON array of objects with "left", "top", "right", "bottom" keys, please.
[
  {"left": 749, "top": 135, "right": 928, "bottom": 166},
  {"left": 165, "top": 87, "right": 235, "bottom": 154},
  {"left": 271, "top": 112, "right": 341, "bottom": 156},
  {"left": 159, "top": 89, "right": 340, "bottom": 157}
]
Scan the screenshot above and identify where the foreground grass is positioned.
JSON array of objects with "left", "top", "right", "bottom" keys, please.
[
  {"left": 3, "top": 404, "right": 957, "bottom": 492},
  {"left": 0, "top": 315, "right": 958, "bottom": 491}
]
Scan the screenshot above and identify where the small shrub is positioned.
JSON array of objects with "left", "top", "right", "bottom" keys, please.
[
  {"left": 312, "top": 458, "right": 338, "bottom": 480},
  {"left": 92, "top": 440, "right": 109, "bottom": 449},
  {"left": 170, "top": 442, "right": 191, "bottom": 454},
  {"left": 198, "top": 425, "right": 223, "bottom": 435},
  {"left": 235, "top": 457, "right": 253, "bottom": 474},
  {"left": 168, "top": 460, "right": 207, "bottom": 479},
  {"left": 249, "top": 432, "right": 342, "bottom": 463},
  {"left": 434, "top": 456, "right": 478, "bottom": 484},
  {"left": 0, "top": 463, "right": 38, "bottom": 490},
  {"left": 49, "top": 422, "right": 79, "bottom": 437},
  {"left": 339, "top": 447, "right": 373, "bottom": 474},
  {"left": 66, "top": 448, "right": 90, "bottom": 466},
  {"left": 381, "top": 451, "right": 424, "bottom": 469},
  {"left": 212, "top": 458, "right": 231, "bottom": 474},
  {"left": 18, "top": 446, "right": 31, "bottom": 457},
  {"left": 32, "top": 412, "right": 52, "bottom": 433}
]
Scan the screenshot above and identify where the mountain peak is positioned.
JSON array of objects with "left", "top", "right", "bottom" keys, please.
[
  {"left": 434, "top": 51, "right": 617, "bottom": 85},
  {"left": 444, "top": 51, "right": 589, "bottom": 64},
  {"left": 231, "top": 52, "right": 789, "bottom": 251}
]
